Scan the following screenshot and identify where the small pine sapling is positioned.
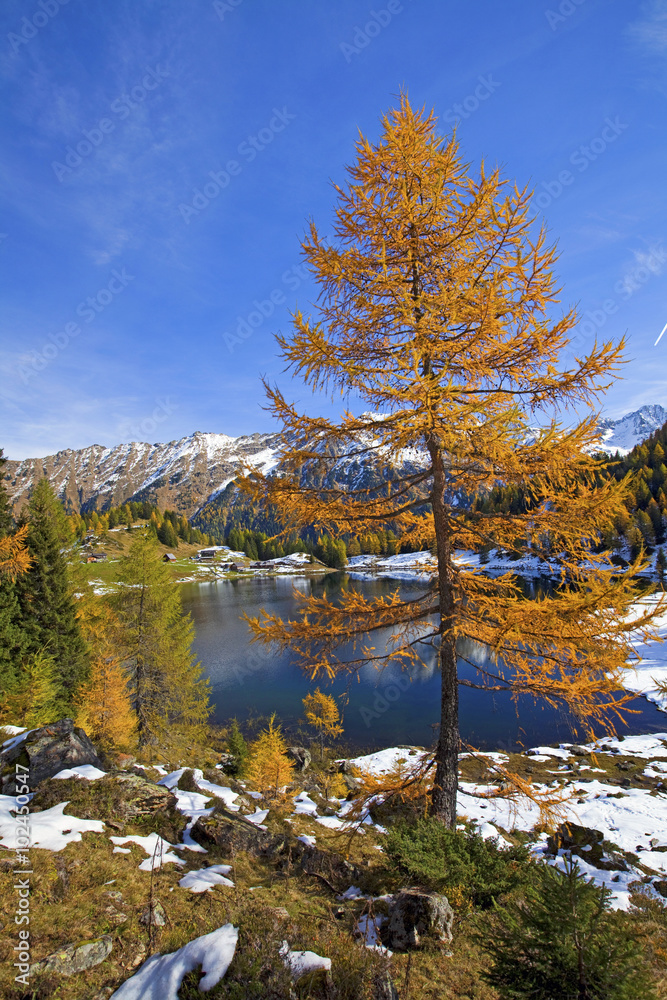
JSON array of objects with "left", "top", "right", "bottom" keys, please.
[{"left": 225, "top": 717, "right": 248, "bottom": 775}]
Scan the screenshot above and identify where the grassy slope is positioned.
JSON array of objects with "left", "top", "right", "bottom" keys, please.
[{"left": 1, "top": 739, "right": 667, "bottom": 999}]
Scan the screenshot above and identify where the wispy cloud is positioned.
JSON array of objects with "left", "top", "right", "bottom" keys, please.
[{"left": 628, "top": 0, "right": 667, "bottom": 53}]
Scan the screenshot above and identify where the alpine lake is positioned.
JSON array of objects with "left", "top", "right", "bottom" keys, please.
[{"left": 180, "top": 571, "right": 667, "bottom": 753}]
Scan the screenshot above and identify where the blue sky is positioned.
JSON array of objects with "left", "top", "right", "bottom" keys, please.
[{"left": 1, "top": 0, "right": 665, "bottom": 459}]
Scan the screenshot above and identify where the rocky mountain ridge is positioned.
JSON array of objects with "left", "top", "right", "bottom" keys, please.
[{"left": 4, "top": 405, "right": 665, "bottom": 518}]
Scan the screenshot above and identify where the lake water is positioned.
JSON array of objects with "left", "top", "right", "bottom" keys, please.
[{"left": 181, "top": 573, "right": 667, "bottom": 752}]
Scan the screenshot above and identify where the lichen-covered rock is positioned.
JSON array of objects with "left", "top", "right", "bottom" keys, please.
[
  {"left": 30, "top": 934, "right": 112, "bottom": 977},
  {"left": 111, "top": 772, "right": 177, "bottom": 820},
  {"left": 382, "top": 890, "right": 453, "bottom": 950},
  {"left": 0, "top": 719, "right": 103, "bottom": 793}
]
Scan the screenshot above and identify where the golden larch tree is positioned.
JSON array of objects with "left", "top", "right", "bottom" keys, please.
[
  {"left": 240, "top": 96, "right": 662, "bottom": 826},
  {"left": 75, "top": 594, "right": 138, "bottom": 753},
  {"left": 302, "top": 688, "right": 344, "bottom": 759},
  {"left": 0, "top": 525, "right": 31, "bottom": 581},
  {"left": 245, "top": 714, "right": 295, "bottom": 799}
]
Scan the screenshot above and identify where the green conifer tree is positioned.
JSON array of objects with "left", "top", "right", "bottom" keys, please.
[
  {"left": 0, "top": 451, "right": 30, "bottom": 702},
  {"left": 477, "top": 859, "right": 653, "bottom": 999},
  {"left": 225, "top": 718, "right": 248, "bottom": 775},
  {"left": 17, "top": 479, "right": 88, "bottom": 708}
]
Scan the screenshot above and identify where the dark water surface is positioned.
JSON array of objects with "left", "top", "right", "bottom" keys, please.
[{"left": 181, "top": 573, "right": 667, "bottom": 752}]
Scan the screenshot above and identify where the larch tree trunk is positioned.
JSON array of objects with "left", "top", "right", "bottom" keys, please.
[{"left": 428, "top": 438, "right": 460, "bottom": 826}]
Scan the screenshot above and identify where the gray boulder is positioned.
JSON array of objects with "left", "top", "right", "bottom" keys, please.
[
  {"left": 111, "top": 772, "right": 178, "bottom": 820},
  {"left": 30, "top": 934, "right": 112, "bottom": 977},
  {"left": 287, "top": 746, "right": 311, "bottom": 771},
  {"left": 217, "top": 752, "right": 238, "bottom": 772},
  {"left": 0, "top": 719, "right": 103, "bottom": 793},
  {"left": 382, "top": 889, "right": 453, "bottom": 950}
]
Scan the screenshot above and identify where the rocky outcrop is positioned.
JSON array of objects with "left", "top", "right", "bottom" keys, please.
[
  {"left": 382, "top": 890, "right": 454, "bottom": 950},
  {"left": 287, "top": 747, "right": 311, "bottom": 772},
  {"left": 109, "top": 772, "right": 178, "bottom": 820},
  {"left": 547, "top": 822, "right": 628, "bottom": 871},
  {"left": 30, "top": 935, "right": 112, "bottom": 977},
  {"left": 191, "top": 808, "right": 360, "bottom": 887},
  {"left": 0, "top": 720, "right": 103, "bottom": 793}
]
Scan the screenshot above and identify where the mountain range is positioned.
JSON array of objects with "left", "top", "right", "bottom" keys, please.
[{"left": 4, "top": 405, "right": 666, "bottom": 520}]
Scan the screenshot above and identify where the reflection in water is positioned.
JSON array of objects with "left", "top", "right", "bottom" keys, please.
[{"left": 181, "top": 573, "right": 667, "bottom": 752}]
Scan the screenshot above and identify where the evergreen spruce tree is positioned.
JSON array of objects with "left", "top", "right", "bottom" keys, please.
[
  {"left": 225, "top": 718, "right": 248, "bottom": 775},
  {"left": 0, "top": 451, "right": 30, "bottom": 701},
  {"left": 17, "top": 479, "right": 88, "bottom": 709},
  {"left": 476, "top": 859, "right": 654, "bottom": 999},
  {"left": 111, "top": 532, "right": 210, "bottom": 754}
]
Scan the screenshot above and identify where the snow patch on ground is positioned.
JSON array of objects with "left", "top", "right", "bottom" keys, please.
[
  {"left": 245, "top": 808, "right": 269, "bottom": 828},
  {"left": 293, "top": 792, "right": 319, "bottom": 816},
  {"left": 343, "top": 747, "right": 429, "bottom": 776},
  {"left": 52, "top": 765, "right": 107, "bottom": 781},
  {"left": 109, "top": 923, "right": 239, "bottom": 999},
  {"left": 109, "top": 832, "right": 186, "bottom": 871},
  {"left": 0, "top": 797, "right": 104, "bottom": 851},
  {"left": 178, "top": 864, "right": 234, "bottom": 893},
  {"left": 280, "top": 941, "right": 331, "bottom": 979}
]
